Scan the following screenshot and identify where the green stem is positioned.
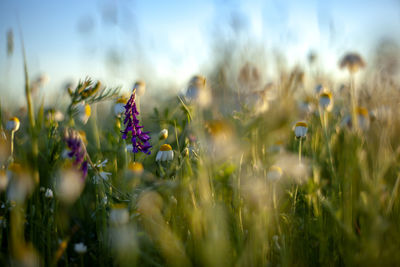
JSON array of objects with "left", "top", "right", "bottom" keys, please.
[
  {"left": 350, "top": 74, "right": 358, "bottom": 131},
  {"left": 298, "top": 138, "right": 302, "bottom": 164},
  {"left": 10, "top": 130, "right": 15, "bottom": 160}
]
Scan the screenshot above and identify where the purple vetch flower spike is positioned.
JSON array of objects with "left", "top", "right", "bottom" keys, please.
[
  {"left": 64, "top": 128, "right": 89, "bottom": 179},
  {"left": 121, "top": 90, "right": 152, "bottom": 155}
]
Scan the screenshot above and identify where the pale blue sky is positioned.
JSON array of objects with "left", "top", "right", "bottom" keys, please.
[{"left": 1, "top": 0, "right": 400, "bottom": 103}]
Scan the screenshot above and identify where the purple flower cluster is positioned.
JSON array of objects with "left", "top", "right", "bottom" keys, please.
[
  {"left": 121, "top": 91, "right": 152, "bottom": 154},
  {"left": 64, "top": 129, "right": 88, "bottom": 179}
]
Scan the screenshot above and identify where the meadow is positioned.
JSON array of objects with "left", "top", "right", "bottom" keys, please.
[{"left": 1, "top": 44, "right": 400, "bottom": 267}]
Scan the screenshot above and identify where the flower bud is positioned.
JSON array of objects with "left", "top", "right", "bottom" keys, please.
[
  {"left": 6, "top": 117, "right": 20, "bottom": 132},
  {"left": 159, "top": 129, "right": 168, "bottom": 140}
]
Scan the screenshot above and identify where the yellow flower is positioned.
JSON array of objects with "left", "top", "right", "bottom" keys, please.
[{"left": 128, "top": 162, "right": 144, "bottom": 175}]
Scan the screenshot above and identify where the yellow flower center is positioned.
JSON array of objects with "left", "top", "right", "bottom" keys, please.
[
  {"left": 116, "top": 97, "right": 127, "bottom": 104},
  {"left": 356, "top": 107, "right": 368, "bottom": 117},
  {"left": 269, "top": 165, "right": 282, "bottom": 174},
  {"left": 111, "top": 203, "right": 127, "bottom": 210},
  {"left": 160, "top": 144, "right": 172, "bottom": 151},
  {"left": 295, "top": 121, "right": 307, "bottom": 127},
  {"left": 84, "top": 104, "right": 91, "bottom": 117},
  {"left": 129, "top": 162, "right": 144, "bottom": 172},
  {"left": 8, "top": 163, "right": 22, "bottom": 172},
  {"left": 320, "top": 92, "right": 332, "bottom": 99},
  {"left": 10, "top": 117, "right": 20, "bottom": 123}
]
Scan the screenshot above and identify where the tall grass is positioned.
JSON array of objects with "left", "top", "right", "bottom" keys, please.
[{"left": 1, "top": 45, "right": 400, "bottom": 267}]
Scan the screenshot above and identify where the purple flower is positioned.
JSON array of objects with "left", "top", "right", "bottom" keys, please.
[
  {"left": 121, "top": 91, "right": 152, "bottom": 154},
  {"left": 64, "top": 129, "right": 89, "bottom": 179}
]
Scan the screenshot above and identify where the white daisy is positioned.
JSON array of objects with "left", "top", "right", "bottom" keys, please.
[{"left": 156, "top": 144, "right": 174, "bottom": 162}]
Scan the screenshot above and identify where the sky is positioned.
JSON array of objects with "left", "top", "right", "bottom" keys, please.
[{"left": 1, "top": 0, "right": 400, "bottom": 104}]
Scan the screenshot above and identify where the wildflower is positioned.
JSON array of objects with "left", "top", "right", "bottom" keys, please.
[
  {"left": 133, "top": 81, "right": 146, "bottom": 96},
  {"left": 6, "top": 117, "right": 20, "bottom": 132},
  {"left": 269, "top": 140, "right": 285, "bottom": 154},
  {"left": 110, "top": 204, "right": 129, "bottom": 226},
  {"left": 159, "top": 129, "right": 168, "bottom": 140},
  {"left": 267, "top": 166, "right": 283, "bottom": 182},
  {"left": 74, "top": 243, "right": 87, "bottom": 254},
  {"left": 93, "top": 171, "right": 112, "bottom": 184},
  {"left": 156, "top": 144, "right": 174, "bottom": 162},
  {"left": 341, "top": 107, "right": 370, "bottom": 130},
  {"left": 64, "top": 129, "right": 89, "bottom": 179},
  {"left": 339, "top": 52, "right": 366, "bottom": 73},
  {"left": 206, "top": 120, "right": 237, "bottom": 160},
  {"left": 319, "top": 92, "right": 333, "bottom": 112},
  {"left": 114, "top": 95, "right": 128, "bottom": 117},
  {"left": 46, "top": 108, "right": 64, "bottom": 122},
  {"left": 55, "top": 167, "right": 84, "bottom": 204},
  {"left": 185, "top": 75, "right": 211, "bottom": 107},
  {"left": 93, "top": 159, "right": 108, "bottom": 168},
  {"left": 298, "top": 97, "right": 315, "bottom": 116},
  {"left": 45, "top": 188, "right": 53, "bottom": 198},
  {"left": 294, "top": 121, "right": 308, "bottom": 139},
  {"left": 76, "top": 102, "right": 91, "bottom": 124},
  {"left": 121, "top": 90, "right": 152, "bottom": 155},
  {"left": 314, "top": 84, "right": 328, "bottom": 95},
  {"left": 128, "top": 162, "right": 144, "bottom": 175},
  {"left": 275, "top": 152, "right": 311, "bottom": 184},
  {"left": 247, "top": 88, "right": 271, "bottom": 115},
  {"left": 6, "top": 163, "right": 34, "bottom": 203}
]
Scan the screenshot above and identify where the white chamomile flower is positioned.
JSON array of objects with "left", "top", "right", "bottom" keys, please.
[
  {"left": 114, "top": 96, "right": 128, "bottom": 117},
  {"left": 341, "top": 107, "right": 370, "bottom": 131},
  {"left": 110, "top": 204, "right": 129, "bottom": 225},
  {"left": 159, "top": 129, "right": 168, "bottom": 140},
  {"left": 45, "top": 188, "right": 53, "bottom": 199},
  {"left": 319, "top": 92, "right": 333, "bottom": 112},
  {"left": 94, "top": 159, "right": 108, "bottom": 168},
  {"left": 294, "top": 121, "right": 308, "bottom": 139},
  {"left": 6, "top": 117, "right": 20, "bottom": 132},
  {"left": 74, "top": 242, "right": 87, "bottom": 254},
  {"left": 185, "top": 75, "right": 211, "bottom": 108},
  {"left": 54, "top": 110, "right": 65, "bottom": 122},
  {"left": 314, "top": 84, "right": 327, "bottom": 95},
  {"left": 156, "top": 144, "right": 174, "bottom": 162},
  {"left": 99, "top": 171, "right": 112, "bottom": 181},
  {"left": 267, "top": 166, "right": 283, "bottom": 182},
  {"left": 76, "top": 102, "right": 91, "bottom": 124}
]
